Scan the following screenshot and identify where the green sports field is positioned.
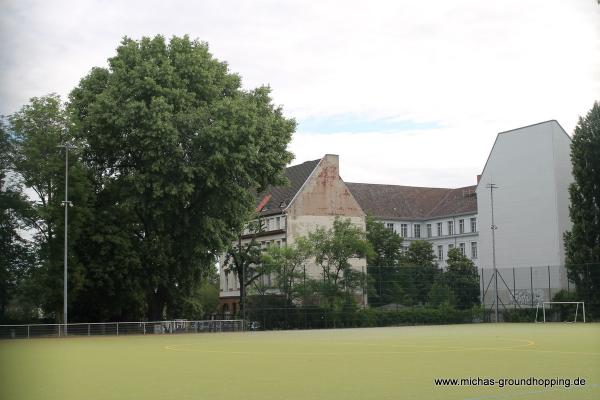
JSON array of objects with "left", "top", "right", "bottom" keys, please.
[{"left": 1, "top": 323, "right": 599, "bottom": 400}]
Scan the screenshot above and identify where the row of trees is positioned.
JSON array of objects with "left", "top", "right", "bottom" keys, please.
[
  {"left": 367, "top": 217, "right": 480, "bottom": 310},
  {"left": 1, "top": 32, "right": 597, "bottom": 324},
  {"left": 226, "top": 218, "right": 371, "bottom": 317},
  {"left": 227, "top": 216, "right": 480, "bottom": 322},
  {"left": 1, "top": 35, "right": 294, "bottom": 323}
]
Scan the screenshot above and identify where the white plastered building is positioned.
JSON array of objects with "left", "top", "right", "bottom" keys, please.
[{"left": 476, "top": 120, "right": 574, "bottom": 304}]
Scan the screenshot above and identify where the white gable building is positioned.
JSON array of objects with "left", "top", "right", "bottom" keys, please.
[{"left": 477, "top": 120, "right": 574, "bottom": 303}]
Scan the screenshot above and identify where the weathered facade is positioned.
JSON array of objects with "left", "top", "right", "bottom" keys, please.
[
  {"left": 219, "top": 154, "right": 366, "bottom": 315},
  {"left": 219, "top": 120, "right": 575, "bottom": 314}
]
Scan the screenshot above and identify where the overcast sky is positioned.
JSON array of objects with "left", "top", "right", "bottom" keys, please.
[{"left": 1, "top": 0, "right": 599, "bottom": 187}]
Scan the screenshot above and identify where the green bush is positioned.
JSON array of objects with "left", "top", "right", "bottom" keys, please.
[{"left": 501, "top": 308, "right": 537, "bottom": 322}]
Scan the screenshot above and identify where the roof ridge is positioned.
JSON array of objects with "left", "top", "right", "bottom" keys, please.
[
  {"left": 346, "top": 182, "right": 453, "bottom": 191},
  {"left": 256, "top": 158, "right": 321, "bottom": 215}
]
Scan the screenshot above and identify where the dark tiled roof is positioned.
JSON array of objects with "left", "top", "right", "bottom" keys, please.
[
  {"left": 256, "top": 159, "right": 321, "bottom": 216},
  {"left": 346, "top": 183, "right": 477, "bottom": 220}
]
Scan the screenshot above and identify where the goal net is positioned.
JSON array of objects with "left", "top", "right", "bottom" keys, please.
[{"left": 535, "top": 301, "right": 586, "bottom": 323}]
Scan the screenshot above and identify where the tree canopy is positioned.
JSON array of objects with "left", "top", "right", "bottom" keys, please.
[
  {"left": 308, "top": 218, "right": 371, "bottom": 309},
  {"left": 68, "top": 35, "right": 295, "bottom": 320},
  {"left": 564, "top": 101, "right": 600, "bottom": 317},
  {"left": 443, "top": 248, "right": 480, "bottom": 309},
  {"left": 8, "top": 94, "right": 93, "bottom": 321},
  {"left": 3, "top": 35, "right": 295, "bottom": 322},
  {"left": 365, "top": 216, "right": 403, "bottom": 267},
  {"left": 0, "top": 120, "right": 34, "bottom": 321}
]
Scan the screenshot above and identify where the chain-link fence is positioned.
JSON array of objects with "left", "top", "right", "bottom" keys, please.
[
  {"left": 368, "top": 264, "right": 598, "bottom": 321},
  {"left": 241, "top": 263, "right": 598, "bottom": 328},
  {"left": 0, "top": 319, "right": 244, "bottom": 340}
]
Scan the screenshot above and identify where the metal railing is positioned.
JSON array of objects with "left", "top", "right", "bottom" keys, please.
[{"left": 0, "top": 319, "right": 244, "bottom": 340}]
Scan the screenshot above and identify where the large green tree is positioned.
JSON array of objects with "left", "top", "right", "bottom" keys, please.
[
  {"left": 365, "top": 216, "right": 403, "bottom": 266},
  {"left": 365, "top": 217, "right": 405, "bottom": 306},
  {"left": 261, "top": 239, "right": 311, "bottom": 305},
  {"left": 308, "top": 218, "right": 372, "bottom": 309},
  {"left": 9, "top": 95, "right": 93, "bottom": 321},
  {"left": 0, "top": 121, "right": 34, "bottom": 321},
  {"left": 69, "top": 35, "right": 295, "bottom": 320},
  {"left": 224, "top": 221, "right": 265, "bottom": 318},
  {"left": 402, "top": 240, "right": 441, "bottom": 305},
  {"left": 443, "top": 248, "right": 480, "bottom": 310},
  {"left": 564, "top": 101, "right": 600, "bottom": 316}
]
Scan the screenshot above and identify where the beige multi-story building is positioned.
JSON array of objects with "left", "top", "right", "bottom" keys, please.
[
  {"left": 346, "top": 183, "right": 479, "bottom": 268},
  {"left": 219, "top": 120, "right": 575, "bottom": 313},
  {"left": 219, "top": 154, "right": 366, "bottom": 315}
]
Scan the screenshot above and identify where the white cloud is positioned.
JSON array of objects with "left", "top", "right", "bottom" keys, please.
[
  {"left": 1, "top": 0, "right": 599, "bottom": 187},
  {"left": 290, "top": 123, "right": 496, "bottom": 188}
]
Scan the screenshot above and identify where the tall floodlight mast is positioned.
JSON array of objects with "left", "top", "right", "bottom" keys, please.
[
  {"left": 486, "top": 183, "right": 499, "bottom": 322},
  {"left": 58, "top": 143, "right": 77, "bottom": 335}
]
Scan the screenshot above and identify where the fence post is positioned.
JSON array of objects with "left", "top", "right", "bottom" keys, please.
[
  {"left": 27, "top": 325, "right": 30, "bottom": 339},
  {"left": 116, "top": 322, "right": 119, "bottom": 336},
  {"left": 547, "top": 266, "right": 551, "bottom": 302},
  {"left": 481, "top": 268, "right": 485, "bottom": 306},
  {"left": 88, "top": 324, "right": 90, "bottom": 336},
  {"left": 143, "top": 322, "right": 146, "bottom": 335},
  {"left": 530, "top": 267, "right": 534, "bottom": 307},
  {"left": 586, "top": 263, "right": 590, "bottom": 294},
  {"left": 362, "top": 266, "right": 366, "bottom": 309},
  {"left": 378, "top": 265, "right": 382, "bottom": 303},
  {"left": 303, "top": 264, "right": 307, "bottom": 330},
  {"left": 513, "top": 267, "right": 516, "bottom": 309}
]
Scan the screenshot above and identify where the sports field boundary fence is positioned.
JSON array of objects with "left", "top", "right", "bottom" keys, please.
[{"left": 0, "top": 319, "right": 244, "bottom": 340}]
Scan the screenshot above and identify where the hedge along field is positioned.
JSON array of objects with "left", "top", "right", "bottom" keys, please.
[{"left": 1, "top": 324, "right": 599, "bottom": 400}]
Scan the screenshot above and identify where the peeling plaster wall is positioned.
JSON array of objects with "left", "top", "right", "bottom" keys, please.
[
  {"left": 287, "top": 154, "right": 365, "bottom": 219},
  {"left": 219, "top": 154, "right": 369, "bottom": 308},
  {"left": 286, "top": 154, "right": 367, "bottom": 290}
]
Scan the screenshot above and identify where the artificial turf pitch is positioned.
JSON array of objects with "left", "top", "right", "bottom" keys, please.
[{"left": 0, "top": 323, "right": 599, "bottom": 400}]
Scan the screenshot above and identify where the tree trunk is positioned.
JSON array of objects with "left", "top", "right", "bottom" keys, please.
[
  {"left": 148, "top": 288, "right": 166, "bottom": 321},
  {"left": 239, "top": 272, "right": 245, "bottom": 319}
]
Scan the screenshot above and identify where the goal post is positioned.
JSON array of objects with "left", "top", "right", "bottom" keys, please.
[{"left": 535, "top": 301, "right": 586, "bottom": 323}]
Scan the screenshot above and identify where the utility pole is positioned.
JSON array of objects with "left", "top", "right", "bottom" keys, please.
[
  {"left": 486, "top": 183, "right": 499, "bottom": 322},
  {"left": 58, "top": 143, "right": 76, "bottom": 335}
]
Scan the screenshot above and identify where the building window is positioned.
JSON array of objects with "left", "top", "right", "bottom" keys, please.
[
  {"left": 470, "top": 217, "right": 477, "bottom": 233},
  {"left": 386, "top": 223, "right": 394, "bottom": 231},
  {"left": 426, "top": 224, "right": 432, "bottom": 238},
  {"left": 276, "top": 216, "right": 281, "bottom": 230},
  {"left": 400, "top": 224, "right": 408, "bottom": 237},
  {"left": 437, "top": 222, "right": 443, "bottom": 236},
  {"left": 459, "top": 219, "right": 465, "bottom": 234},
  {"left": 281, "top": 216, "right": 286, "bottom": 229},
  {"left": 414, "top": 224, "right": 421, "bottom": 238},
  {"left": 437, "top": 245, "right": 443, "bottom": 260},
  {"left": 448, "top": 221, "right": 454, "bottom": 236},
  {"left": 459, "top": 242, "right": 465, "bottom": 255},
  {"left": 471, "top": 242, "right": 478, "bottom": 259}
]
